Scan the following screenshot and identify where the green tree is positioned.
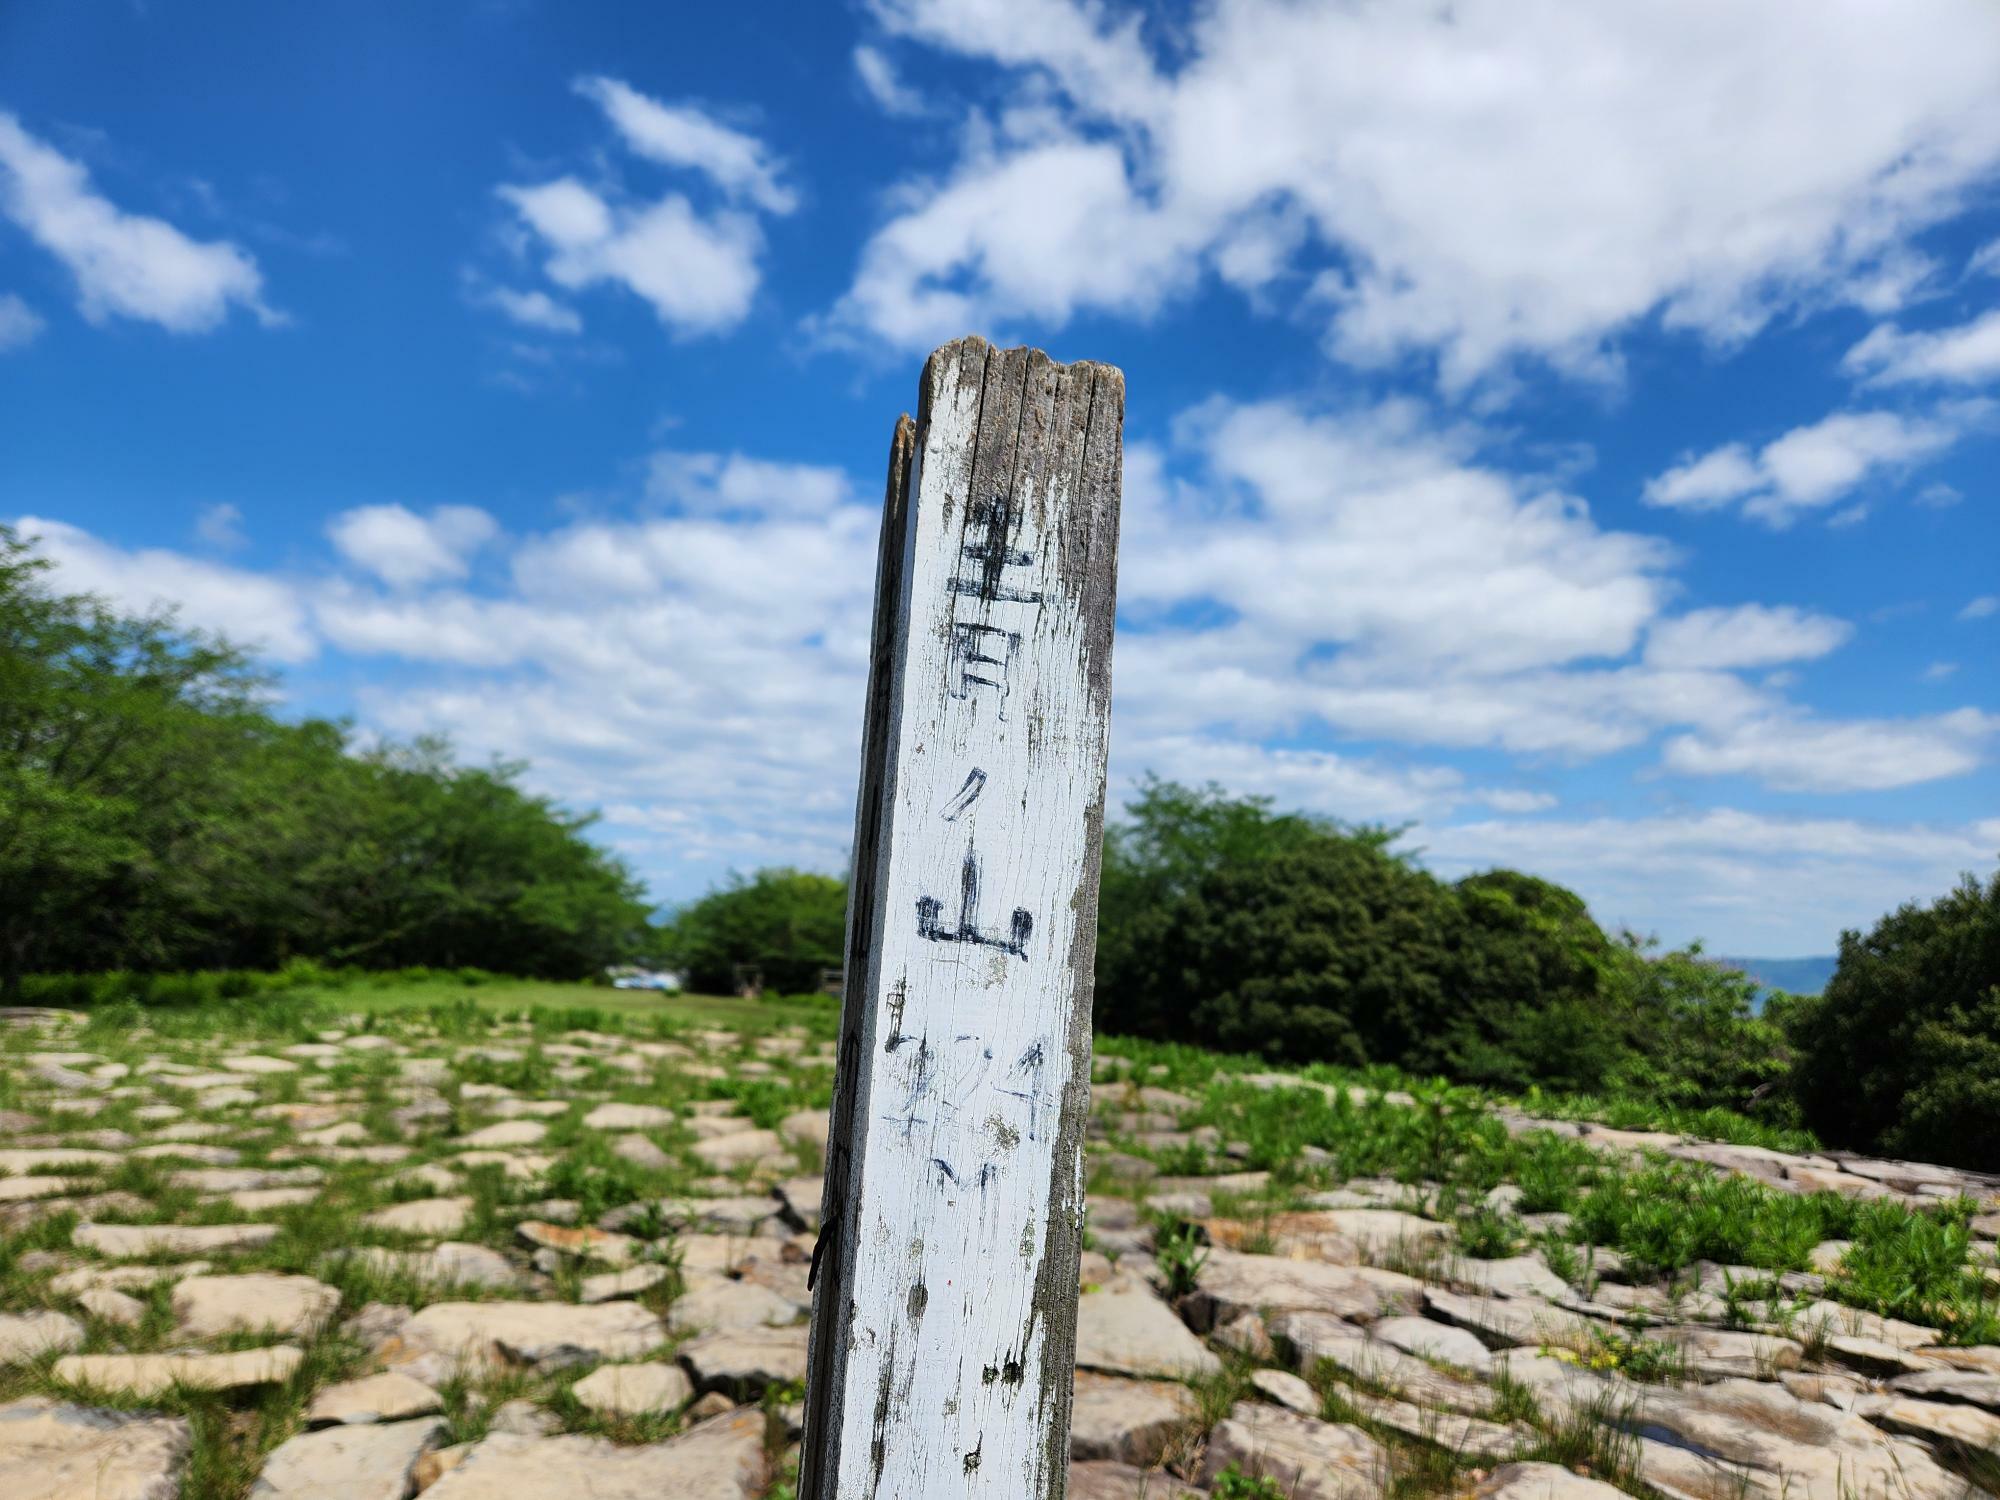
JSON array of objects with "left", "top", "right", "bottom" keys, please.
[
  {"left": 0, "top": 527, "right": 260, "bottom": 992},
  {"left": 1788, "top": 869, "right": 2000, "bottom": 1170},
  {"left": 1437, "top": 870, "right": 1621, "bottom": 1090},
  {"left": 664, "top": 867, "right": 848, "bottom": 995},
  {"left": 0, "top": 525, "right": 652, "bottom": 985}
]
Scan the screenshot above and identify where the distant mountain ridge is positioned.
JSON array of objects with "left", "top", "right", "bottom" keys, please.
[{"left": 1722, "top": 955, "right": 1837, "bottom": 999}]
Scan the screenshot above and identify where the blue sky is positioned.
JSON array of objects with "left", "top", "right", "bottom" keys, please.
[{"left": 2, "top": 0, "right": 1996, "bottom": 955}]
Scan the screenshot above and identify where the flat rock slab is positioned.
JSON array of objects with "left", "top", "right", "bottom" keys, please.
[
  {"left": 1272, "top": 1312, "right": 1496, "bottom": 1416},
  {"left": 306, "top": 1372, "right": 443, "bottom": 1426},
  {"left": 678, "top": 1326, "right": 809, "bottom": 1396},
  {"left": 75, "top": 1222, "right": 279, "bottom": 1258},
  {"left": 569, "top": 1362, "right": 694, "bottom": 1417},
  {"left": 421, "top": 1410, "right": 770, "bottom": 1500},
  {"left": 1075, "top": 1287, "right": 1220, "bottom": 1379},
  {"left": 361, "top": 1197, "right": 473, "bottom": 1236},
  {"left": 514, "top": 1221, "right": 638, "bottom": 1263},
  {"left": 1630, "top": 1376, "right": 1966, "bottom": 1500},
  {"left": 667, "top": 1275, "right": 801, "bottom": 1335},
  {"left": 1658, "top": 1326, "right": 1804, "bottom": 1380},
  {"left": 1199, "top": 1400, "right": 1386, "bottom": 1500},
  {"left": 581, "top": 1103, "right": 674, "bottom": 1130},
  {"left": 1368, "top": 1314, "right": 1493, "bottom": 1372},
  {"left": 1422, "top": 1287, "right": 1607, "bottom": 1351},
  {"left": 249, "top": 1417, "right": 442, "bottom": 1500},
  {"left": 0, "top": 1397, "right": 190, "bottom": 1500},
  {"left": 1476, "top": 1461, "right": 1629, "bottom": 1500},
  {"left": 689, "top": 1129, "right": 784, "bottom": 1171},
  {"left": 1887, "top": 1368, "right": 2000, "bottom": 1410},
  {"left": 173, "top": 1273, "right": 341, "bottom": 1339},
  {"left": 1191, "top": 1248, "right": 1422, "bottom": 1331},
  {"left": 394, "top": 1301, "right": 665, "bottom": 1371},
  {"left": 1867, "top": 1394, "right": 2000, "bottom": 1453},
  {"left": 456, "top": 1122, "right": 548, "bottom": 1149},
  {"left": 344, "top": 1242, "right": 520, "bottom": 1290},
  {"left": 54, "top": 1346, "right": 303, "bottom": 1398},
  {"left": 579, "top": 1264, "right": 673, "bottom": 1303},
  {"left": 1070, "top": 1372, "right": 1196, "bottom": 1465},
  {"left": 0, "top": 1311, "right": 84, "bottom": 1364}
]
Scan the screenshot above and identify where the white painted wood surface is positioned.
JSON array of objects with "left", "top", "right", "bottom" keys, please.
[{"left": 800, "top": 336, "right": 1124, "bottom": 1499}]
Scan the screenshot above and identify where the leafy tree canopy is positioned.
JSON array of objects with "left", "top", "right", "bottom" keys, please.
[
  {"left": 1787, "top": 868, "right": 2000, "bottom": 1171},
  {"left": 0, "top": 525, "right": 650, "bottom": 988}
]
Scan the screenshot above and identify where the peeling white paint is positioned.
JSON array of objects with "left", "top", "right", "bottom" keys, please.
[{"left": 802, "top": 337, "right": 1124, "bottom": 1498}]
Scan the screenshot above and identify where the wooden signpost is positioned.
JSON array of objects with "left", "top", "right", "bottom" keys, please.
[{"left": 800, "top": 336, "right": 1124, "bottom": 1498}]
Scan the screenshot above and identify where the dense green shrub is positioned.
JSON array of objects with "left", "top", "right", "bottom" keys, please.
[
  {"left": 1788, "top": 869, "right": 2000, "bottom": 1171},
  {"left": 0, "top": 525, "right": 651, "bottom": 988},
  {"left": 1091, "top": 780, "right": 1791, "bottom": 1115},
  {"left": 662, "top": 868, "right": 847, "bottom": 996}
]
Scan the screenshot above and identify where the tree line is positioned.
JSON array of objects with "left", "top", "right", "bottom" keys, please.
[
  {"left": 660, "top": 781, "right": 1999, "bottom": 1172},
  {"left": 0, "top": 526, "right": 650, "bottom": 991},
  {"left": 7, "top": 523, "right": 1994, "bottom": 1169}
]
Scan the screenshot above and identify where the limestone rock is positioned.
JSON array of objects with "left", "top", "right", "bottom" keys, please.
[
  {"left": 678, "top": 1325, "right": 810, "bottom": 1397},
  {"left": 457, "top": 1121, "right": 547, "bottom": 1149},
  {"left": 668, "top": 1275, "right": 801, "bottom": 1335},
  {"left": 611, "top": 1135, "right": 672, "bottom": 1170},
  {"left": 582, "top": 1103, "right": 674, "bottom": 1130},
  {"left": 1250, "top": 1368, "right": 1320, "bottom": 1414},
  {"left": 569, "top": 1362, "right": 693, "bottom": 1417},
  {"left": 514, "top": 1221, "right": 638, "bottom": 1264},
  {"left": 1866, "top": 1394, "right": 2000, "bottom": 1453},
  {"left": 1887, "top": 1367, "right": 2000, "bottom": 1410},
  {"left": 75, "top": 1222, "right": 278, "bottom": 1258},
  {"left": 1272, "top": 1312, "right": 1496, "bottom": 1416},
  {"left": 690, "top": 1129, "right": 785, "bottom": 1172},
  {"left": 76, "top": 1289, "right": 145, "bottom": 1327},
  {"left": 1475, "top": 1461, "right": 1630, "bottom": 1500},
  {"left": 173, "top": 1274, "right": 341, "bottom": 1339},
  {"left": 0, "top": 1397, "right": 190, "bottom": 1500},
  {"left": 305, "top": 1372, "right": 443, "bottom": 1426},
  {"left": 1074, "top": 1286, "right": 1220, "bottom": 1379},
  {"left": 1069, "top": 1372, "right": 1195, "bottom": 1465},
  {"left": 1629, "top": 1376, "right": 1966, "bottom": 1500},
  {"left": 1189, "top": 1248, "right": 1422, "bottom": 1331},
  {"left": 420, "top": 1410, "right": 770, "bottom": 1500},
  {"left": 1657, "top": 1326, "right": 1802, "bottom": 1381},
  {"left": 1198, "top": 1400, "right": 1386, "bottom": 1500},
  {"left": 776, "top": 1109, "right": 828, "bottom": 1154},
  {"left": 1368, "top": 1314, "right": 1493, "bottom": 1372},
  {"left": 393, "top": 1301, "right": 665, "bottom": 1372},
  {"left": 362, "top": 1197, "right": 473, "bottom": 1236},
  {"left": 249, "top": 1417, "right": 443, "bottom": 1500},
  {"left": 0, "top": 1311, "right": 84, "bottom": 1364},
  {"left": 343, "top": 1242, "right": 520, "bottom": 1290},
  {"left": 54, "top": 1346, "right": 302, "bottom": 1398},
  {"left": 579, "top": 1264, "right": 673, "bottom": 1303}
]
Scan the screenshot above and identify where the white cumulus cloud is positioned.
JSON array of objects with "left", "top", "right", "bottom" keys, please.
[
  {"left": 1844, "top": 310, "right": 2000, "bottom": 386},
  {"left": 831, "top": 0, "right": 2000, "bottom": 388},
  {"left": 12, "top": 514, "right": 313, "bottom": 661},
  {"left": 492, "top": 79, "right": 794, "bottom": 339},
  {"left": 0, "top": 112, "right": 274, "bottom": 333},
  {"left": 1644, "top": 409, "right": 1965, "bottom": 525},
  {"left": 0, "top": 291, "right": 43, "bottom": 350},
  {"left": 1644, "top": 606, "right": 1852, "bottom": 672},
  {"left": 327, "top": 503, "right": 499, "bottom": 589}
]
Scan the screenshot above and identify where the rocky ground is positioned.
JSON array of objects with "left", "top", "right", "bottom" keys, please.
[{"left": 0, "top": 998, "right": 1996, "bottom": 1500}]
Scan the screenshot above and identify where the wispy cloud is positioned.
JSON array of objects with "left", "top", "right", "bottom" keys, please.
[{"left": 0, "top": 111, "right": 277, "bottom": 333}]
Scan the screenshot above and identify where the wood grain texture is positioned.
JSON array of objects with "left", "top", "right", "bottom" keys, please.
[{"left": 800, "top": 335, "right": 1124, "bottom": 1500}]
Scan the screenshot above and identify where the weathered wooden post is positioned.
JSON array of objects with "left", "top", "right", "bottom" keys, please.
[{"left": 801, "top": 335, "right": 1124, "bottom": 1498}]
